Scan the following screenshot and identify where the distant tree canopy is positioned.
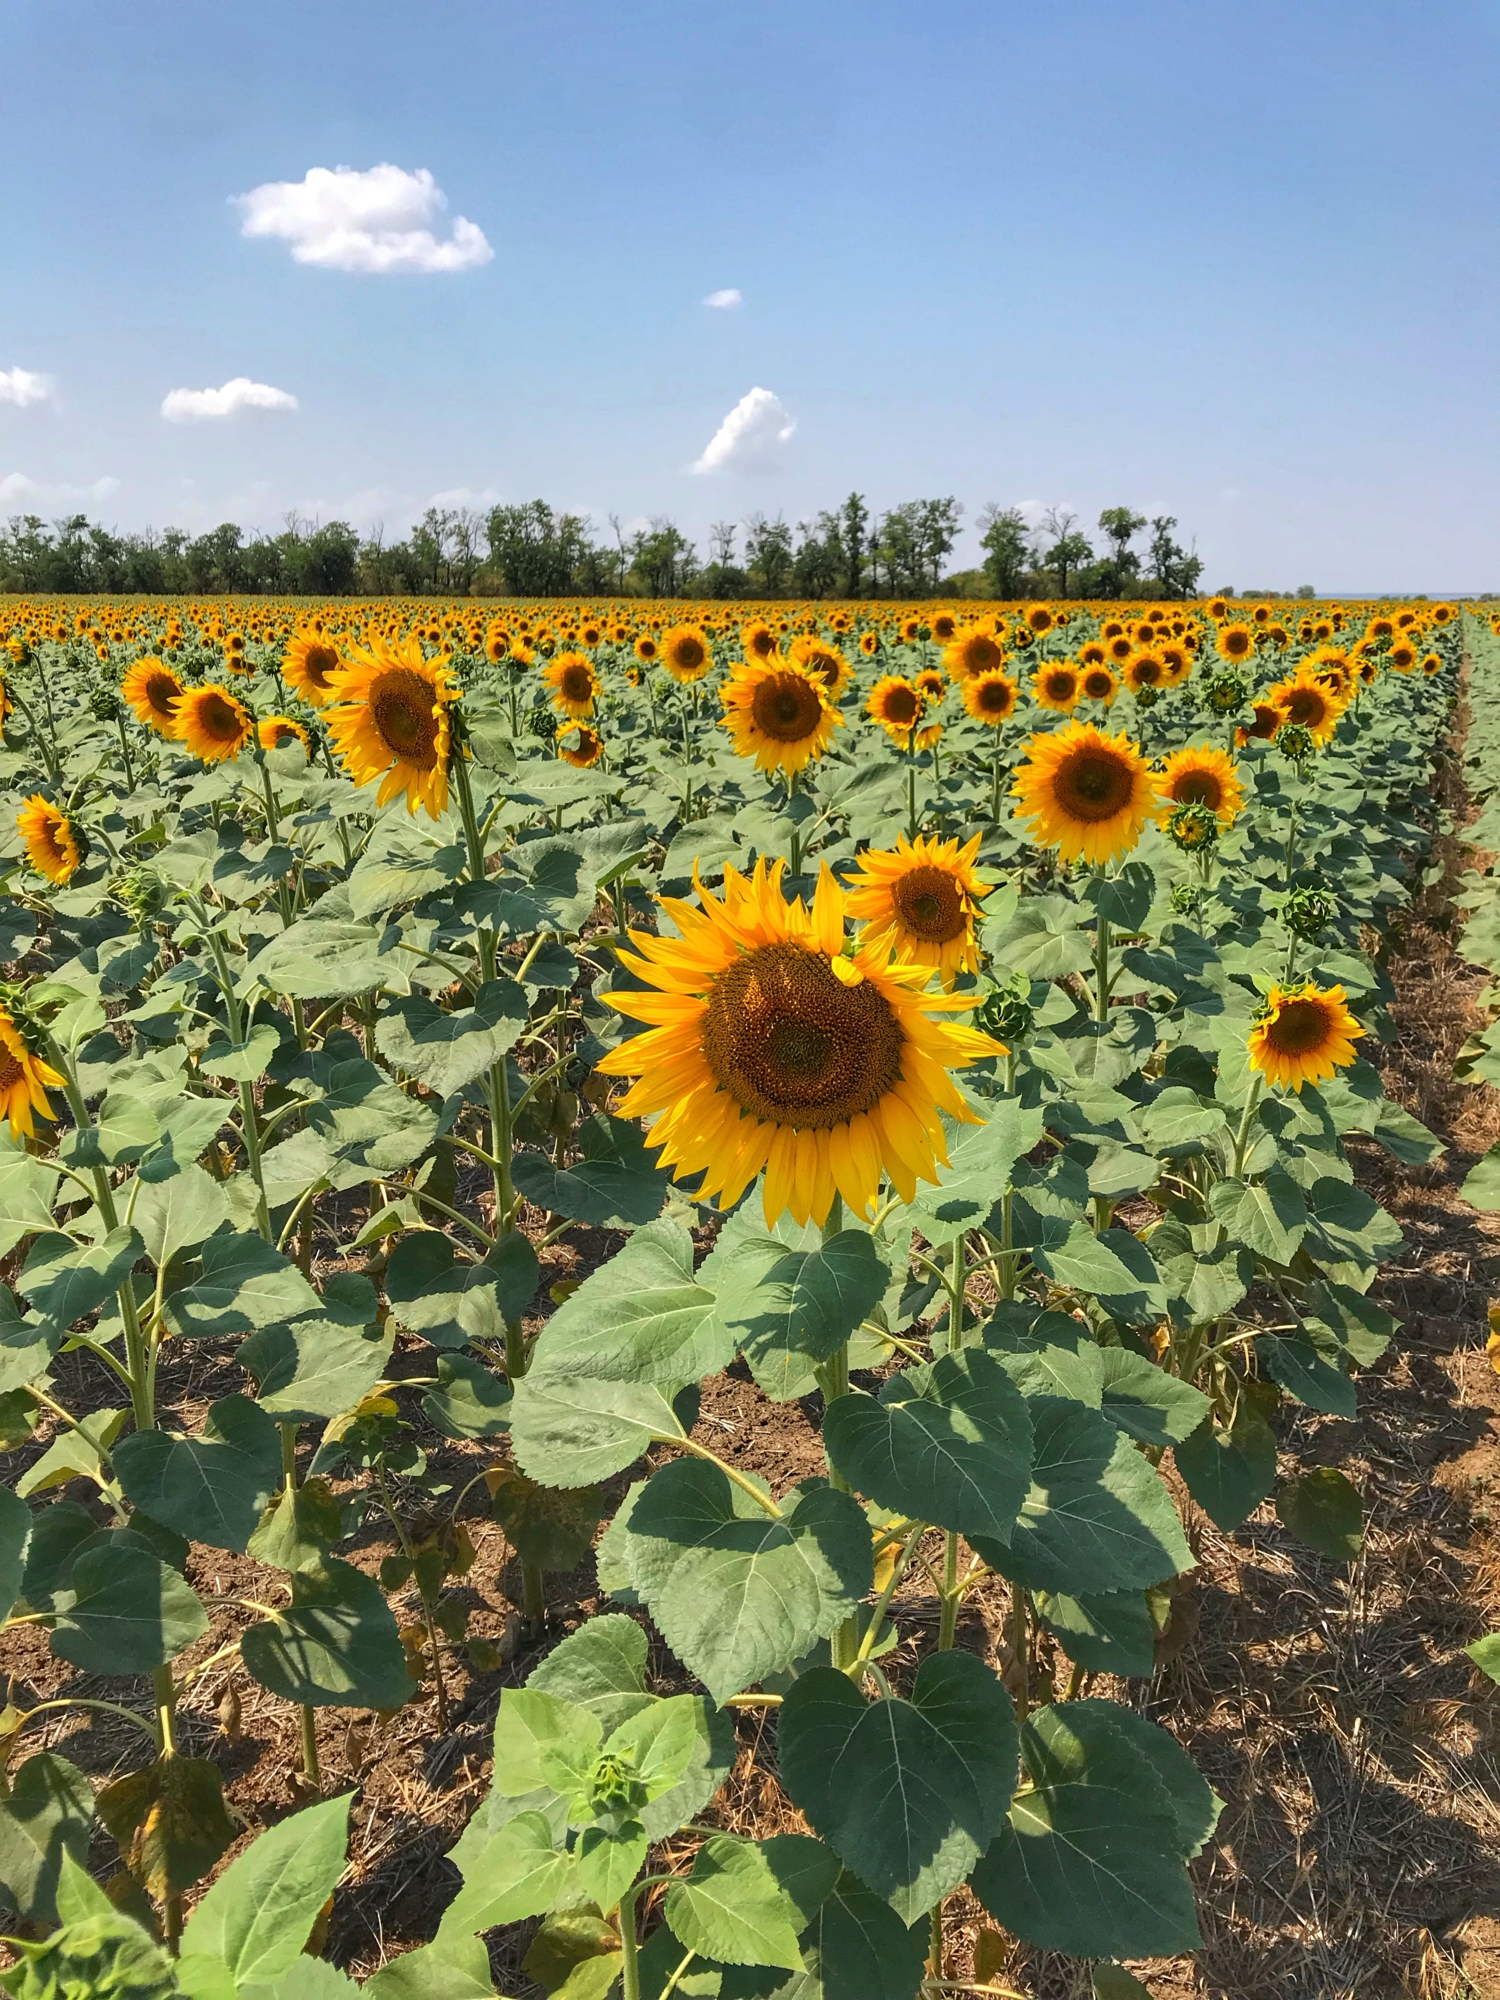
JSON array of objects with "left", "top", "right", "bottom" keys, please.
[{"left": 0, "top": 493, "right": 1204, "bottom": 598}]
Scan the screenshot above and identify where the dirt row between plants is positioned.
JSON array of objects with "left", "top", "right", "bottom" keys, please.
[{"left": 5, "top": 699, "right": 1500, "bottom": 2000}]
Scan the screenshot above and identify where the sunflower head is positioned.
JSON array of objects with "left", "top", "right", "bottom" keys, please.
[
  {"left": 324, "top": 638, "right": 457, "bottom": 818},
  {"left": 843, "top": 830, "right": 992, "bottom": 989},
  {"left": 788, "top": 634, "right": 851, "bottom": 698},
  {"left": 741, "top": 620, "right": 779, "bottom": 661},
  {"left": 930, "top": 612, "right": 958, "bottom": 643},
  {"left": 634, "top": 635, "right": 659, "bottom": 665},
  {"left": 284, "top": 629, "right": 344, "bottom": 705},
  {"left": 1079, "top": 663, "right": 1119, "bottom": 705},
  {"left": 1034, "top": 663, "right": 1080, "bottom": 714},
  {"left": 720, "top": 659, "right": 841, "bottom": 776},
  {"left": 1157, "top": 743, "right": 1245, "bottom": 826},
  {"left": 1025, "top": 605, "right": 1055, "bottom": 635},
  {"left": 975, "top": 972, "right": 1035, "bottom": 1046},
  {"left": 122, "top": 656, "right": 186, "bottom": 734},
  {"left": 1201, "top": 669, "right": 1249, "bottom": 715},
  {"left": 258, "top": 716, "right": 311, "bottom": 758},
  {"left": 1215, "top": 622, "right": 1256, "bottom": 664},
  {"left": 484, "top": 627, "right": 511, "bottom": 665},
  {"left": 0, "top": 1003, "right": 64, "bottom": 1142},
  {"left": 1248, "top": 981, "right": 1362, "bottom": 1093},
  {"left": 17, "top": 796, "right": 86, "bottom": 885},
  {"left": 660, "top": 624, "right": 713, "bottom": 685},
  {"left": 866, "top": 675, "right": 926, "bottom": 744},
  {"left": 859, "top": 631, "right": 880, "bottom": 658},
  {"left": 558, "top": 723, "right": 605, "bottom": 768},
  {"left": 1123, "top": 649, "right": 1166, "bottom": 694},
  {"left": 1282, "top": 882, "right": 1337, "bottom": 940},
  {"left": 1166, "top": 802, "right": 1219, "bottom": 852},
  {"left": 177, "top": 684, "right": 255, "bottom": 765},
  {"left": 545, "top": 651, "right": 601, "bottom": 718},
  {"left": 1277, "top": 722, "right": 1316, "bottom": 764},
  {"left": 1011, "top": 719, "right": 1160, "bottom": 865},
  {"left": 957, "top": 669, "right": 1015, "bottom": 727},
  {"left": 944, "top": 628, "right": 1006, "bottom": 681}
]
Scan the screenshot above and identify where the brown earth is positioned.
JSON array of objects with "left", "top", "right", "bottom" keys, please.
[{"left": 4, "top": 707, "right": 1500, "bottom": 1999}]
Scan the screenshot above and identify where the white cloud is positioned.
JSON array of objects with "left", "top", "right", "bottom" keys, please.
[
  {"left": 703, "top": 288, "right": 742, "bottom": 309},
  {"left": 234, "top": 164, "right": 493, "bottom": 274},
  {"left": 0, "top": 472, "right": 119, "bottom": 506},
  {"left": 0, "top": 368, "right": 55, "bottom": 409},
  {"left": 426, "top": 485, "right": 502, "bottom": 511},
  {"left": 692, "top": 386, "right": 796, "bottom": 474},
  {"left": 160, "top": 378, "right": 299, "bottom": 423}
]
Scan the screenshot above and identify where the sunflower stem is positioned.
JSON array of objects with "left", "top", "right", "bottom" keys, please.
[{"left": 1230, "top": 1076, "right": 1264, "bottom": 1180}]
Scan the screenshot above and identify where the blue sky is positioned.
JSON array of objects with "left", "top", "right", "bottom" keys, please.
[{"left": 3, "top": 0, "right": 1498, "bottom": 590}]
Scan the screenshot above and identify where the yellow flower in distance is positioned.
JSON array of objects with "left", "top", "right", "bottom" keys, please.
[
  {"left": 1033, "top": 662, "right": 1081, "bottom": 714},
  {"left": 660, "top": 624, "right": 713, "bottom": 684},
  {"left": 1248, "top": 982, "right": 1362, "bottom": 1093},
  {"left": 558, "top": 723, "right": 604, "bottom": 768},
  {"left": 1157, "top": 743, "right": 1245, "bottom": 827},
  {"left": 944, "top": 627, "right": 1006, "bottom": 682},
  {"left": 1266, "top": 668, "right": 1346, "bottom": 747},
  {"left": 324, "top": 638, "right": 457, "bottom": 817},
  {"left": 866, "top": 675, "right": 926, "bottom": 746},
  {"left": 0, "top": 1006, "right": 64, "bottom": 1142},
  {"left": 284, "top": 629, "right": 343, "bottom": 705},
  {"left": 596, "top": 858, "right": 1004, "bottom": 1226},
  {"left": 720, "top": 658, "right": 842, "bottom": 776},
  {"left": 844, "top": 831, "right": 992, "bottom": 989},
  {"left": 258, "top": 716, "right": 311, "bottom": 757},
  {"left": 1011, "top": 719, "right": 1159, "bottom": 865},
  {"left": 176, "top": 684, "right": 255, "bottom": 764},
  {"left": 544, "top": 651, "right": 601, "bottom": 718},
  {"left": 962, "top": 669, "right": 1019, "bottom": 725},
  {"left": 122, "top": 656, "right": 185, "bottom": 735},
  {"left": 17, "top": 795, "right": 84, "bottom": 884}
]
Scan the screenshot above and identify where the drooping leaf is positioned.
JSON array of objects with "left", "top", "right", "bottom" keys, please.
[
  {"left": 706, "top": 1222, "right": 891, "bottom": 1403},
  {"left": 489, "top": 1467, "right": 603, "bottom": 1573},
  {"left": 422, "top": 1351, "right": 513, "bottom": 1439},
  {"left": 375, "top": 980, "right": 529, "bottom": 1098},
  {"left": 240, "top": 1557, "right": 415, "bottom": 1708},
  {"left": 665, "top": 1833, "right": 829, "bottom": 1971},
  {"left": 0, "top": 1484, "right": 32, "bottom": 1622},
  {"left": 1174, "top": 1411, "right": 1278, "bottom": 1532},
  {"left": 512, "top": 1112, "right": 674, "bottom": 1229},
  {"left": 1275, "top": 1467, "right": 1363, "bottom": 1560},
  {"left": 163, "top": 1231, "right": 322, "bottom": 1338},
  {"left": 20, "top": 1226, "right": 143, "bottom": 1326},
  {"left": 243, "top": 1316, "right": 394, "bottom": 1424},
  {"left": 527, "top": 1217, "right": 731, "bottom": 1388},
  {"left": 1096, "top": 1346, "right": 1211, "bottom": 1448},
  {"left": 97, "top": 1754, "right": 237, "bottom": 1900}
]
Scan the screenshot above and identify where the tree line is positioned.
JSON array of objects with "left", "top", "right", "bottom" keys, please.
[{"left": 0, "top": 496, "right": 1203, "bottom": 599}]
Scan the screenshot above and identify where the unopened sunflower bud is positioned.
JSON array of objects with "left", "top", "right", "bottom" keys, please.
[
  {"left": 1282, "top": 884, "right": 1337, "bottom": 939},
  {"left": 1169, "top": 882, "right": 1198, "bottom": 915},
  {"left": 976, "top": 975, "right": 1034, "bottom": 1044},
  {"left": 1135, "top": 684, "right": 1160, "bottom": 708},
  {"left": 1201, "top": 669, "right": 1249, "bottom": 715},
  {"left": 89, "top": 685, "right": 123, "bottom": 722},
  {"left": 1278, "top": 722, "right": 1315, "bottom": 762},
  {"left": 1166, "top": 802, "right": 1219, "bottom": 852}
]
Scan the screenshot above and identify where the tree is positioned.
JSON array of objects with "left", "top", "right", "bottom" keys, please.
[
  {"left": 1041, "top": 508, "right": 1092, "bottom": 596},
  {"left": 977, "top": 505, "right": 1033, "bottom": 598},
  {"left": 1147, "top": 516, "right": 1205, "bottom": 599},
  {"left": 840, "top": 493, "right": 869, "bottom": 596},
  {"left": 484, "top": 501, "right": 595, "bottom": 596},
  {"left": 628, "top": 518, "right": 696, "bottom": 596},
  {"left": 744, "top": 513, "right": 795, "bottom": 595}
]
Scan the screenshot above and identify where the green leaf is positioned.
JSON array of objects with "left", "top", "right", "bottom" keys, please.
[
  {"left": 1097, "top": 1347, "right": 1211, "bottom": 1448},
  {"left": 708, "top": 1222, "right": 890, "bottom": 1403},
  {"left": 443, "top": 1810, "right": 577, "bottom": 1931},
  {"left": 247, "top": 1477, "right": 346, "bottom": 1573},
  {"left": 509, "top": 1373, "right": 689, "bottom": 1488},
  {"left": 574, "top": 1820, "right": 648, "bottom": 1913},
  {"left": 903, "top": 1100, "right": 1045, "bottom": 1243},
  {"left": 1174, "top": 1412, "right": 1278, "bottom": 1532},
  {"left": 1460, "top": 1142, "right": 1500, "bottom": 1211},
  {"left": 51, "top": 1539, "right": 207, "bottom": 1673},
  {"left": 1086, "top": 862, "right": 1156, "bottom": 934},
  {"left": 1306, "top": 1279, "right": 1394, "bottom": 1365},
  {"left": 822, "top": 1350, "right": 1032, "bottom": 1540},
  {"left": 1034, "top": 1587, "right": 1156, "bottom": 1676},
  {"left": 1275, "top": 1467, "right": 1362, "bottom": 1560},
  {"left": 199, "top": 1022, "right": 284, "bottom": 1083},
  {"left": 16, "top": 1498, "right": 96, "bottom": 1613},
  {"left": 988, "top": 895, "right": 1094, "bottom": 979},
  {"left": 179, "top": 1792, "right": 353, "bottom": 1984},
  {"left": 243, "top": 1316, "right": 394, "bottom": 1424},
  {"left": 130, "top": 1166, "right": 233, "bottom": 1267},
  {"left": 20, "top": 1225, "right": 143, "bottom": 1325},
  {"left": 779, "top": 1652, "right": 1017, "bottom": 1924},
  {"left": 489, "top": 1467, "right": 602, "bottom": 1572},
  {"left": 521, "top": 1913, "right": 621, "bottom": 2000},
  {"left": 15, "top": 1405, "right": 127, "bottom": 1498},
  {"left": 1030, "top": 1222, "right": 1159, "bottom": 1309},
  {"left": 1207, "top": 1169, "right": 1307, "bottom": 1265},
  {"left": 971, "top": 1396, "right": 1191, "bottom": 1595},
  {"left": 114, "top": 1395, "right": 282, "bottom": 1553},
  {"left": 163, "top": 1231, "right": 321, "bottom": 1338},
  {"left": 386, "top": 1232, "right": 534, "bottom": 1350},
  {"left": 362, "top": 1925, "right": 497, "bottom": 1999},
  {"left": 512, "top": 1112, "right": 674, "bottom": 1229},
  {"left": 58, "top": 1090, "right": 161, "bottom": 1168},
  {"left": 1092, "top": 1964, "right": 1154, "bottom": 1999},
  {"left": 375, "top": 980, "right": 528, "bottom": 1097},
  {"left": 1302, "top": 1176, "right": 1403, "bottom": 1273},
  {"left": 528, "top": 1613, "right": 648, "bottom": 1716},
  {"left": 719, "top": 1869, "right": 928, "bottom": 2000},
  {"left": 240, "top": 1556, "right": 415, "bottom": 1708},
  {"left": 248, "top": 917, "right": 400, "bottom": 999},
  {"left": 1149, "top": 1218, "right": 1251, "bottom": 1328},
  {"left": 96, "top": 1754, "right": 236, "bottom": 1900},
  {"left": 0, "top": 1485, "right": 32, "bottom": 1622},
  {"left": 1466, "top": 1633, "right": 1500, "bottom": 1684},
  {"left": 1257, "top": 1328, "right": 1356, "bottom": 1417},
  {"left": 422, "top": 1351, "right": 513, "bottom": 1439},
  {"left": 528, "top": 1217, "right": 730, "bottom": 1388},
  {"left": 0, "top": 1153, "right": 63, "bottom": 1257},
  {"left": 970, "top": 1698, "right": 1203, "bottom": 1957},
  {"left": 623, "top": 1461, "right": 873, "bottom": 1703},
  {"left": 665, "top": 1833, "right": 824, "bottom": 1971},
  {"left": 0, "top": 1752, "right": 95, "bottom": 1924}
]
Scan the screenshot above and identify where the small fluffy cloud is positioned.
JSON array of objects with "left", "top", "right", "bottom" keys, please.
[
  {"left": 703, "top": 288, "right": 742, "bottom": 309},
  {"left": 235, "top": 164, "right": 493, "bottom": 274},
  {"left": 0, "top": 472, "right": 119, "bottom": 505},
  {"left": 692, "top": 386, "right": 796, "bottom": 474},
  {"left": 0, "top": 368, "right": 54, "bottom": 409},
  {"left": 160, "top": 378, "right": 299, "bottom": 423}
]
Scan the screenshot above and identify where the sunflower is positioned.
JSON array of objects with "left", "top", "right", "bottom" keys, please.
[
  {"left": 1078, "top": 640, "right": 1108, "bottom": 669},
  {"left": 176, "top": 684, "right": 255, "bottom": 764},
  {"left": 1025, "top": 605, "right": 1055, "bottom": 635},
  {"left": 1236, "top": 701, "right": 1282, "bottom": 746},
  {"left": 558, "top": 723, "right": 605, "bottom": 768},
  {"left": 624, "top": 663, "right": 645, "bottom": 689},
  {"left": 0, "top": 1007, "right": 64, "bottom": 1142},
  {"left": 1266, "top": 668, "right": 1344, "bottom": 746},
  {"left": 914, "top": 668, "right": 949, "bottom": 705},
  {"left": 1215, "top": 622, "right": 1256, "bottom": 664},
  {"left": 1123, "top": 649, "right": 1167, "bottom": 695},
  {"left": 844, "top": 831, "right": 992, "bottom": 989},
  {"left": 1011, "top": 719, "right": 1159, "bottom": 865},
  {"left": 634, "top": 634, "right": 659, "bottom": 666},
  {"left": 1387, "top": 638, "right": 1418, "bottom": 674},
  {"left": 866, "top": 675, "right": 926, "bottom": 745},
  {"left": 324, "top": 638, "right": 457, "bottom": 817},
  {"left": 741, "top": 620, "right": 779, "bottom": 661},
  {"left": 788, "top": 634, "right": 852, "bottom": 700},
  {"left": 720, "top": 658, "right": 842, "bottom": 775},
  {"left": 544, "top": 651, "right": 601, "bottom": 718},
  {"left": 1034, "top": 662, "right": 1081, "bottom": 714},
  {"left": 596, "top": 859, "right": 1004, "bottom": 1225},
  {"left": 122, "top": 657, "right": 186, "bottom": 734},
  {"left": 258, "top": 716, "right": 311, "bottom": 757},
  {"left": 1157, "top": 743, "right": 1245, "bottom": 826},
  {"left": 660, "top": 625, "right": 713, "bottom": 685},
  {"left": 1421, "top": 651, "right": 1443, "bottom": 676},
  {"left": 484, "top": 627, "right": 511, "bottom": 665},
  {"left": 1158, "top": 642, "right": 1193, "bottom": 687},
  {"left": 1207, "top": 596, "right": 1230, "bottom": 621},
  {"left": 284, "top": 629, "right": 343, "bottom": 705},
  {"left": 17, "top": 795, "right": 84, "bottom": 884},
  {"left": 1079, "top": 662, "right": 1120, "bottom": 706},
  {"left": 930, "top": 612, "right": 959, "bottom": 643},
  {"left": 1247, "top": 981, "right": 1362, "bottom": 1093},
  {"left": 858, "top": 631, "right": 881, "bottom": 658},
  {"left": 1105, "top": 631, "right": 1136, "bottom": 665},
  {"left": 962, "top": 670, "right": 1019, "bottom": 726},
  {"left": 944, "top": 627, "right": 1006, "bottom": 682}
]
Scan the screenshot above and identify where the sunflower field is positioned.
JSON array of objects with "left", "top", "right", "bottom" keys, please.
[{"left": 0, "top": 590, "right": 1482, "bottom": 2000}]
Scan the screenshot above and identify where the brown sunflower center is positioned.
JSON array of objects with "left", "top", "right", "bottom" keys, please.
[
  {"left": 1168, "top": 770, "right": 1223, "bottom": 810},
  {"left": 1082, "top": 670, "right": 1114, "bottom": 699},
  {"left": 806, "top": 651, "right": 842, "bottom": 687},
  {"left": 303, "top": 643, "right": 340, "bottom": 686},
  {"left": 147, "top": 673, "right": 181, "bottom": 717},
  {"left": 891, "top": 865, "right": 967, "bottom": 942},
  {"left": 701, "top": 941, "right": 903, "bottom": 1129},
  {"left": 369, "top": 668, "right": 439, "bottom": 765},
  {"left": 0, "top": 1048, "right": 21, "bottom": 1091},
  {"left": 1131, "top": 655, "right": 1164, "bottom": 686},
  {"left": 975, "top": 677, "right": 1013, "bottom": 715},
  {"left": 1282, "top": 688, "right": 1327, "bottom": 727},
  {"left": 559, "top": 663, "right": 594, "bottom": 701},
  {"left": 960, "top": 636, "right": 1003, "bottom": 675},
  {"left": 1052, "top": 747, "right": 1137, "bottom": 822},
  {"left": 671, "top": 637, "right": 706, "bottom": 672},
  {"left": 751, "top": 672, "right": 823, "bottom": 742},
  {"left": 1247, "top": 704, "right": 1280, "bottom": 739},
  {"left": 197, "top": 693, "right": 244, "bottom": 743},
  {"left": 1222, "top": 630, "right": 1251, "bottom": 658},
  {"left": 1044, "top": 672, "right": 1075, "bottom": 700},
  {"left": 880, "top": 685, "right": 921, "bottom": 727},
  {"left": 1265, "top": 997, "right": 1334, "bottom": 1055}
]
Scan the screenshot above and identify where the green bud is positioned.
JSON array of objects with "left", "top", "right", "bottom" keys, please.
[
  {"left": 1201, "top": 669, "right": 1249, "bottom": 715},
  {"left": 1282, "top": 884, "right": 1337, "bottom": 939},
  {"left": 1166, "top": 802, "right": 1219, "bottom": 852},
  {"left": 976, "top": 974, "right": 1034, "bottom": 1045},
  {"left": 587, "top": 1749, "right": 649, "bottom": 1818},
  {"left": 1278, "top": 722, "right": 1315, "bottom": 762}
]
